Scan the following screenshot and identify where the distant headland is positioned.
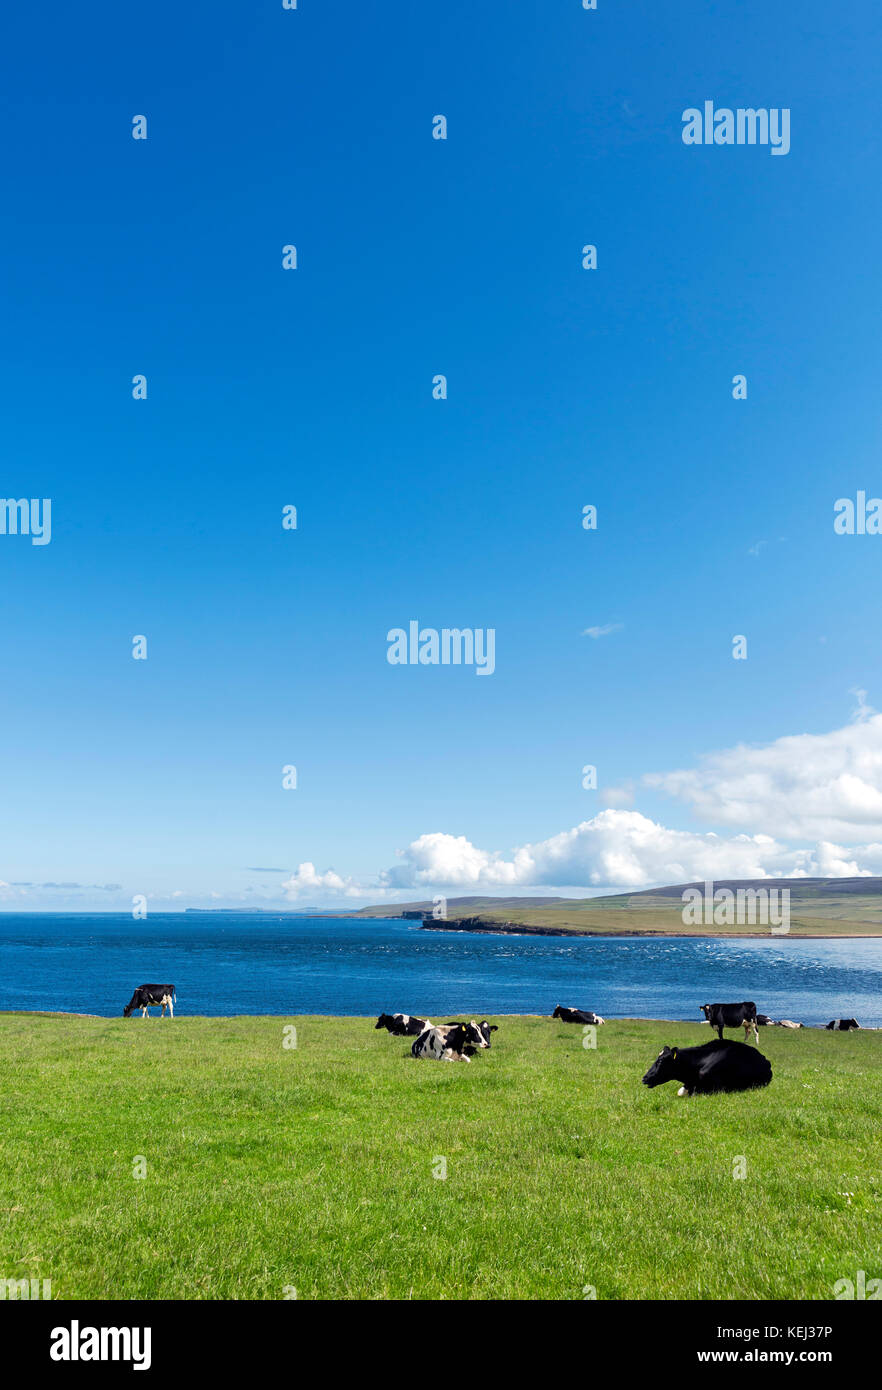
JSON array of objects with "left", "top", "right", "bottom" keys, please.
[{"left": 346, "top": 878, "right": 882, "bottom": 938}]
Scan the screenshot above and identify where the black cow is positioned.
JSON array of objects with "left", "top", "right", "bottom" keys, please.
[
  {"left": 826, "top": 1018, "right": 860, "bottom": 1031},
  {"left": 699, "top": 1001, "right": 759, "bottom": 1045},
  {"left": 123, "top": 984, "right": 176, "bottom": 1019},
  {"left": 375, "top": 1012, "right": 430, "bottom": 1037},
  {"left": 642, "top": 1039, "right": 772, "bottom": 1097},
  {"left": 552, "top": 1006, "right": 605, "bottom": 1025}
]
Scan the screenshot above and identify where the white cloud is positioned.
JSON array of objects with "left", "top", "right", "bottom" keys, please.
[
  {"left": 850, "top": 687, "right": 876, "bottom": 723},
  {"left": 280, "top": 862, "right": 365, "bottom": 900},
  {"left": 275, "top": 707, "right": 882, "bottom": 898},
  {"left": 645, "top": 711, "right": 882, "bottom": 841},
  {"left": 377, "top": 812, "right": 807, "bottom": 891},
  {"left": 582, "top": 623, "right": 623, "bottom": 639}
]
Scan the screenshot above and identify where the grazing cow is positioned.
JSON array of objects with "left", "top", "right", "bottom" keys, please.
[
  {"left": 776, "top": 1019, "right": 804, "bottom": 1029},
  {"left": 699, "top": 1001, "right": 759, "bottom": 1045},
  {"left": 123, "top": 984, "right": 176, "bottom": 1019},
  {"left": 411, "top": 1019, "right": 497, "bottom": 1062},
  {"left": 642, "top": 1039, "right": 772, "bottom": 1097},
  {"left": 552, "top": 1006, "right": 605, "bottom": 1025},
  {"left": 826, "top": 1018, "right": 860, "bottom": 1031},
  {"left": 374, "top": 1012, "right": 431, "bottom": 1037}
]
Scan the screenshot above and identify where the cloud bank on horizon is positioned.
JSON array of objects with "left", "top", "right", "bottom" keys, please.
[{"left": 280, "top": 710, "right": 882, "bottom": 901}]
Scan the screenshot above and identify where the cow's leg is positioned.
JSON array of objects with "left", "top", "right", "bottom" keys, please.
[
  {"left": 717, "top": 1025, "right": 724, "bottom": 1041},
  {"left": 677, "top": 1085, "right": 688, "bottom": 1097},
  {"left": 751, "top": 1019, "right": 759, "bottom": 1045},
  {"left": 167, "top": 998, "right": 173, "bottom": 1019}
]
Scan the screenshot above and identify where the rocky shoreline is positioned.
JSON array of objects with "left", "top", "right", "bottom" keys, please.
[{"left": 417, "top": 916, "right": 875, "bottom": 940}]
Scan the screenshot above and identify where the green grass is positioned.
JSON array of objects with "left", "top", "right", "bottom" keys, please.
[
  {"left": 354, "top": 887, "right": 882, "bottom": 934},
  {"left": 465, "top": 904, "right": 882, "bottom": 935},
  {"left": 1, "top": 1014, "right": 880, "bottom": 1300}
]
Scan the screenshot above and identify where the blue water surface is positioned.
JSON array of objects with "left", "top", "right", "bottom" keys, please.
[{"left": 0, "top": 913, "right": 880, "bottom": 1025}]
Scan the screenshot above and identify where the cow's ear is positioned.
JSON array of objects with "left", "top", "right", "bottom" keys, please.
[
  {"left": 671, "top": 1047, "right": 678, "bottom": 1059},
  {"left": 490, "top": 1025, "right": 498, "bottom": 1032}
]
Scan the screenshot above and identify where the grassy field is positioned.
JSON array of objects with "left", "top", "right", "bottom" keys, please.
[
  {"left": 450, "top": 902, "right": 882, "bottom": 936},
  {"left": 353, "top": 884, "right": 882, "bottom": 935},
  {"left": 1, "top": 1013, "right": 880, "bottom": 1300}
]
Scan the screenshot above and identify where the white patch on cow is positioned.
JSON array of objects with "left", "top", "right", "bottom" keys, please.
[
  {"left": 677, "top": 1085, "right": 688, "bottom": 1097},
  {"left": 412, "top": 1024, "right": 471, "bottom": 1061}
]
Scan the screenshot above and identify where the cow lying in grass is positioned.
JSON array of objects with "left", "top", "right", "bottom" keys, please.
[
  {"left": 642, "top": 1039, "right": 772, "bottom": 1097},
  {"left": 411, "top": 1019, "right": 498, "bottom": 1062},
  {"left": 826, "top": 1018, "right": 860, "bottom": 1031},
  {"left": 375, "top": 1012, "right": 431, "bottom": 1037},
  {"left": 552, "top": 1006, "right": 605, "bottom": 1025}
]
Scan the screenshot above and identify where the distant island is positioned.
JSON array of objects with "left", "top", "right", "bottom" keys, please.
[
  {"left": 186, "top": 907, "right": 326, "bottom": 914},
  {"left": 347, "top": 878, "right": 882, "bottom": 938}
]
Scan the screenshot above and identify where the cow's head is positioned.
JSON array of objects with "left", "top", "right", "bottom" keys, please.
[
  {"left": 375, "top": 1014, "right": 393, "bottom": 1030},
  {"left": 447, "top": 1019, "right": 498, "bottom": 1054},
  {"left": 473, "top": 1019, "right": 498, "bottom": 1048},
  {"left": 699, "top": 1004, "right": 711, "bottom": 1020},
  {"left": 552, "top": 1006, "right": 563, "bottom": 1018},
  {"left": 642, "top": 1045, "right": 680, "bottom": 1088},
  {"left": 123, "top": 1002, "right": 135, "bottom": 1018}
]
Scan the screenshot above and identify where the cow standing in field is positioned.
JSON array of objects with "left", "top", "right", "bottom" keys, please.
[
  {"left": 699, "top": 1001, "right": 759, "bottom": 1045},
  {"left": 552, "top": 1006, "right": 605, "bottom": 1025},
  {"left": 374, "top": 1012, "right": 431, "bottom": 1037},
  {"left": 826, "top": 1018, "right": 860, "bottom": 1031},
  {"left": 642, "top": 1040, "right": 772, "bottom": 1097},
  {"left": 411, "top": 1019, "right": 497, "bottom": 1062},
  {"left": 123, "top": 985, "right": 176, "bottom": 1019}
]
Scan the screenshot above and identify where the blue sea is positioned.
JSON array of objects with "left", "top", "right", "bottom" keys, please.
[{"left": 0, "top": 913, "right": 880, "bottom": 1025}]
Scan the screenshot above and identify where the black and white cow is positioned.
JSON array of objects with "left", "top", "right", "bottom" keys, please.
[
  {"left": 123, "top": 984, "right": 176, "bottom": 1019},
  {"left": 826, "top": 1018, "right": 860, "bottom": 1031},
  {"left": 755, "top": 1014, "right": 774, "bottom": 1026},
  {"left": 552, "top": 1006, "right": 606, "bottom": 1025},
  {"left": 699, "top": 1001, "right": 759, "bottom": 1045},
  {"left": 642, "top": 1039, "right": 772, "bottom": 1097},
  {"left": 411, "top": 1019, "right": 498, "bottom": 1062},
  {"left": 374, "top": 1012, "right": 431, "bottom": 1037},
  {"left": 775, "top": 1019, "right": 804, "bottom": 1029}
]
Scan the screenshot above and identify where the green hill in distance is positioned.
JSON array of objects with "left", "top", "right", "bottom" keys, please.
[{"left": 350, "top": 878, "right": 882, "bottom": 937}]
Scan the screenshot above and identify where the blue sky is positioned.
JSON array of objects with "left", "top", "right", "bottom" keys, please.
[{"left": 3, "top": 1, "right": 882, "bottom": 910}]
